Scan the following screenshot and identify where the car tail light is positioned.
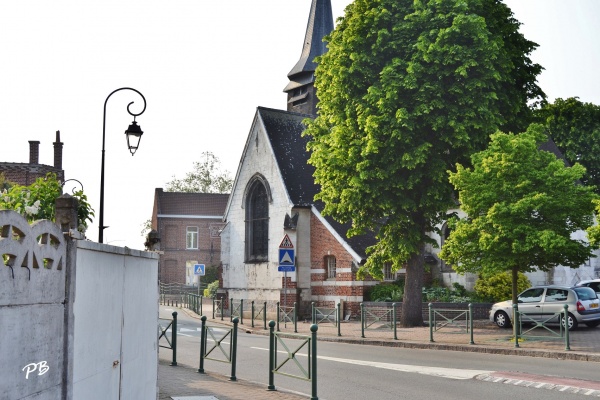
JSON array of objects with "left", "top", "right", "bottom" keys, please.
[{"left": 577, "top": 301, "right": 585, "bottom": 312}]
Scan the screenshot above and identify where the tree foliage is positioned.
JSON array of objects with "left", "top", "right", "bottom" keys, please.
[
  {"left": 474, "top": 271, "right": 530, "bottom": 303},
  {"left": 0, "top": 173, "right": 94, "bottom": 233},
  {"left": 303, "top": 0, "right": 544, "bottom": 325},
  {"left": 535, "top": 97, "right": 600, "bottom": 190},
  {"left": 586, "top": 200, "right": 600, "bottom": 247},
  {"left": 439, "top": 125, "right": 597, "bottom": 304},
  {"left": 165, "top": 151, "right": 233, "bottom": 194}
]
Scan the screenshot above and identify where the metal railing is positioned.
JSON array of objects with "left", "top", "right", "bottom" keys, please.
[
  {"left": 213, "top": 298, "right": 224, "bottom": 320},
  {"left": 198, "top": 316, "right": 239, "bottom": 381},
  {"left": 230, "top": 298, "right": 244, "bottom": 325},
  {"left": 360, "top": 303, "right": 398, "bottom": 340},
  {"left": 429, "top": 303, "right": 474, "bottom": 344},
  {"left": 158, "top": 311, "right": 177, "bottom": 366},
  {"left": 277, "top": 302, "right": 297, "bottom": 333},
  {"left": 268, "top": 320, "right": 319, "bottom": 400},
  {"left": 251, "top": 301, "right": 268, "bottom": 329},
  {"left": 513, "top": 304, "right": 570, "bottom": 350}
]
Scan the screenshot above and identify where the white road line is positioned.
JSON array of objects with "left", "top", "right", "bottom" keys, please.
[{"left": 249, "top": 347, "right": 491, "bottom": 380}]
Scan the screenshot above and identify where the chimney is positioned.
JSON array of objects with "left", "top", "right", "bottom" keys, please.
[
  {"left": 53, "top": 130, "right": 63, "bottom": 169},
  {"left": 29, "top": 141, "right": 40, "bottom": 164}
]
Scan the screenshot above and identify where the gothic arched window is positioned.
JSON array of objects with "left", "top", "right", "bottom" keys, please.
[{"left": 245, "top": 179, "right": 269, "bottom": 262}]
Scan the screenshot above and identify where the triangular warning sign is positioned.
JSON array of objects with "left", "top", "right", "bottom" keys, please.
[
  {"left": 280, "top": 251, "right": 294, "bottom": 264},
  {"left": 279, "top": 234, "right": 294, "bottom": 249}
]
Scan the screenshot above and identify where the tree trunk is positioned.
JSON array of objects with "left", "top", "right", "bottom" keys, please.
[{"left": 400, "top": 249, "right": 425, "bottom": 327}]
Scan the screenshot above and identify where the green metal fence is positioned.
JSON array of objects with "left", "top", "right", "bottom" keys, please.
[
  {"left": 268, "top": 320, "right": 319, "bottom": 400},
  {"left": 158, "top": 311, "right": 177, "bottom": 366},
  {"left": 251, "top": 301, "right": 268, "bottom": 329},
  {"left": 230, "top": 298, "right": 244, "bottom": 325},
  {"left": 428, "top": 303, "right": 474, "bottom": 345},
  {"left": 360, "top": 303, "right": 398, "bottom": 340},
  {"left": 277, "top": 302, "right": 297, "bottom": 333},
  {"left": 198, "top": 316, "right": 239, "bottom": 381},
  {"left": 513, "top": 304, "right": 571, "bottom": 350}
]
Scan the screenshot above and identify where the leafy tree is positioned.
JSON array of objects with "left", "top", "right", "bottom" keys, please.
[
  {"left": 0, "top": 173, "right": 14, "bottom": 191},
  {"left": 0, "top": 173, "right": 94, "bottom": 233},
  {"left": 586, "top": 200, "right": 600, "bottom": 247},
  {"left": 304, "top": 0, "right": 544, "bottom": 326},
  {"left": 439, "top": 125, "right": 597, "bottom": 305},
  {"left": 165, "top": 151, "right": 233, "bottom": 193},
  {"left": 535, "top": 97, "right": 600, "bottom": 190}
]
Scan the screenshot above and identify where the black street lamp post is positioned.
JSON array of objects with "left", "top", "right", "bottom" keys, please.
[{"left": 99, "top": 87, "right": 147, "bottom": 243}]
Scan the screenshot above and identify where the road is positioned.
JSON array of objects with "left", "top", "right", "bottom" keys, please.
[{"left": 159, "top": 306, "right": 600, "bottom": 400}]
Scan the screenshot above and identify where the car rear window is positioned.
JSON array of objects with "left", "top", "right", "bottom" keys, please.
[{"left": 574, "top": 287, "right": 598, "bottom": 301}]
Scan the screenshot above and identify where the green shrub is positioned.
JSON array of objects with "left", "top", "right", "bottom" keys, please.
[
  {"left": 368, "top": 280, "right": 404, "bottom": 302},
  {"left": 474, "top": 271, "right": 531, "bottom": 302},
  {"left": 203, "top": 280, "right": 219, "bottom": 298}
]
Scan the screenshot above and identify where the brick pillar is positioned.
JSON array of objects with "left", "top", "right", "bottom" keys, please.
[
  {"left": 53, "top": 130, "right": 63, "bottom": 170},
  {"left": 55, "top": 194, "right": 79, "bottom": 232},
  {"left": 29, "top": 141, "right": 40, "bottom": 164}
]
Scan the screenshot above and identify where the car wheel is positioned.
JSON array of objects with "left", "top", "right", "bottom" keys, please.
[
  {"left": 585, "top": 321, "right": 600, "bottom": 328},
  {"left": 560, "top": 313, "right": 578, "bottom": 331},
  {"left": 494, "top": 311, "right": 511, "bottom": 328}
]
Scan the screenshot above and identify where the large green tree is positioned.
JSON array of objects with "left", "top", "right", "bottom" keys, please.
[
  {"left": 439, "top": 125, "right": 597, "bottom": 305},
  {"left": 304, "top": 0, "right": 544, "bottom": 326},
  {"left": 535, "top": 97, "right": 600, "bottom": 190},
  {"left": 586, "top": 200, "right": 600, "bottom": 247},
  {"left": 165, "top": 151, "right": 233, "bottom": 194}
]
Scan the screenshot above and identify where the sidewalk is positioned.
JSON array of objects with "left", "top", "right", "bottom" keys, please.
[{"left": 158, "top": 303, "right": 600, "bottom": 399}]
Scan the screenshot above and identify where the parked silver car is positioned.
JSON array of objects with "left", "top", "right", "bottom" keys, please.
[
  {"left": 576, "top": 279, "right": 600, "bottom": 297},
  {"left": 489, "top": 285, "right": 600, "bottom": 330}
]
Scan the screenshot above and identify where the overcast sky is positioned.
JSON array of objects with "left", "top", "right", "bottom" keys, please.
[{"left": 1, "top": 1, "right": 599, "bottom": 249}]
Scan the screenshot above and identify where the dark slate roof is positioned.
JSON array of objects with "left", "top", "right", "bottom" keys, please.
[
  {"left": 258, "top": 107, "right": 376, "bottom": 260},
  {"left": 155, "top": 188, "right": 228, "bottom": 217},
  {"left": 286, "top": 0, "right": 333, "bottom": 79}
]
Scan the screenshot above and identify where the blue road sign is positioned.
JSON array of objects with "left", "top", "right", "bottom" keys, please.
[
  {"left": 278, "top": 265, "right": 296, "bottom": 272},
  {"left": 279, "top": 249, "right": 295, "bottom": 266},
  {"left": 194, "top": 264, "right": 206, "bottom": 276}
]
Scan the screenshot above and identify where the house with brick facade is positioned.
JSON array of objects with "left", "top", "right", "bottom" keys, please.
[
  {"left": 150, "top": 188, "right": 228, "bottom": 285},
  {"left": 0, "top": 131, "right": 64, "bottom": 185},
  {"left": 219, "top": 0, "right": 386, "bottom": 317}
]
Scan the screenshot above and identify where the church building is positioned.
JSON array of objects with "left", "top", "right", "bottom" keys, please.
[{"left": 219, "top": 0, "right": 381, "bottom": 317}]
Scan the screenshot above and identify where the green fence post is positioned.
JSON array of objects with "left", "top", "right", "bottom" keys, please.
[
  {"left": 198, "top": 316, "right": 206, "bottom": 373},
  {"left": 513, "top": 304, "right": 519, "bottom": 348},
  {"left": 360, "top": 303, "right": 365, "bottom": 338},
  {"left": 428, "top": 303, "right": 434, "bottom": 342},
  {"left": 310, "top": 323, "right": 319, "bottom": 400},
  {"left": 564, "top": 304, "right": 571, "bottom": 351},
  {"left": 276, "top": 302, "right": 280, "bottom": 332},
  {"left": 263, "top": 302, "right": 267, "bottom": 330},
  {"left": 311, "top": 302, "right": 316, "bottom": 324},
  {"left": 231, "top": 298, "right": 234, "bottom": 322},
  {"left": 230, "top": 317, "right": 239, "bottom": 381},
  {"left": 220, "top": 297, "right": 224, "bottom": 321},
  {"left": 393, "top": 303, "right": 397, "bottom": 340},
  {"left": 294, "top": 302, "right": 298, "bottom": 333},
  {"left": 212, "top": 298, "right": 216, "bottom": 319},
  {"left": 200, "top": 295, "right": 203, "bottom": 316},
  {"left": 251, "top": 301, "right": 255, "bottom": 328},
  {"left": 337, "top": 302, "right": 341, "bottom": 337},
  {"left": 469, "top": 303, "right": 474, "bottom": 345},
  {"left": 171, "top": 311, "right": 178, "bottom": 366},
  {"left": 267, "top": 320, "right": 276, "bottom": 391},
  {"left": 240, "top": 299, "right": 244, "bottom": 325}
]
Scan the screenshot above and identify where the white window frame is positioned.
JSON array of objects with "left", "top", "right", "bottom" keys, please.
[
  {"left": 383, "top": 262, "right": 395, "bottom": 281},
  {"left": 326, "top": 255, "right": 336, "bottom": 279},
  {"left": 186, "top": 226, "right": 198, "bottom": 250}
]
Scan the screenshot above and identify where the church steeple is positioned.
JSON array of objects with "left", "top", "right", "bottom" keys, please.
[{"left": 284, "top": 0, "right": 333, "bottom": 115}]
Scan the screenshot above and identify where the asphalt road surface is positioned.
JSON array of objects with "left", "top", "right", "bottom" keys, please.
[{"left": 160, "top": 306, "right": 600, "bottom": 400}]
